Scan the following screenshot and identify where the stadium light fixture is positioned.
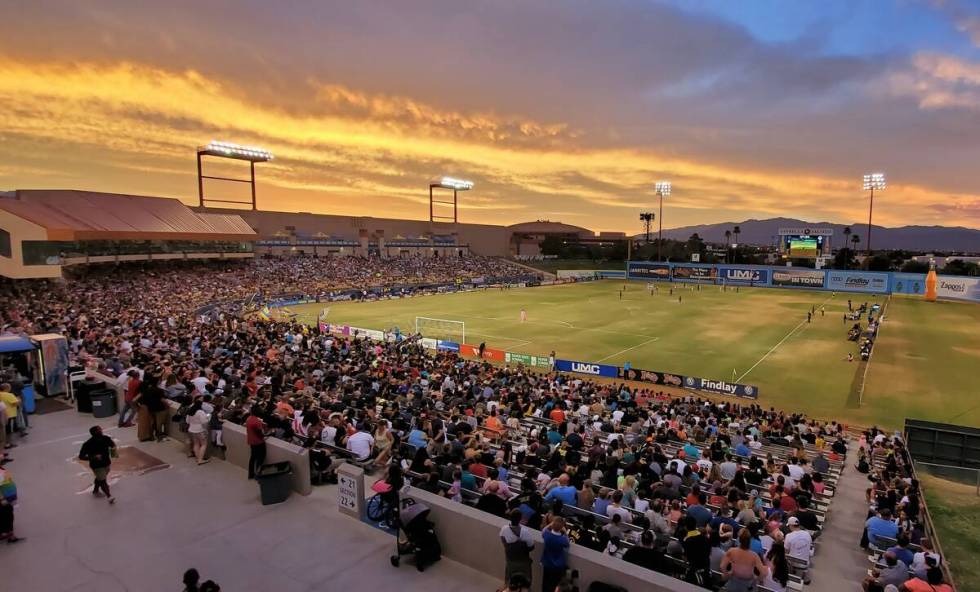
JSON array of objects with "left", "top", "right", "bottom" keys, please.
[
  {"left": 862, "top": 172, "right": 885, "bottom": 256},
  {"left": 429, "top": 176, "right": 474, "bottom": 223},
  {"left": 654, "top": 181, "right": 671, "bottom": 261},
  {"left": 197, "top": 140, "right": 274, "bottom": 210}
]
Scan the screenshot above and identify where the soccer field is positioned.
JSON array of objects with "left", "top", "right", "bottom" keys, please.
[{"left": 285, "top": 280, "right": 979, "bottom": 429}]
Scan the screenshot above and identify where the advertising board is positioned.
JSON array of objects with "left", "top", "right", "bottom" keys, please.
[
  {"left": 771, "top": 269, "right": 825, "bottom": 288},
  {"left": 718, "top": 267, "right": 770, "bottom": 285},
  {"left": 627, "top": 262, "right": 671, "bottom": 280},
  {"left": 554, "top": 359, "right": 619, "bottom": 378},
  {"left": 891, "top": 273, "right": 927, "bottom": 296},
  {"left": 460, "top": 344, "right": 506, "bottom": 362},
  {"left": 504, "top": 352, "right": 553, "bottom": 368},
  {"left": 683, "top": 376, "right": 759, "bottom": 399},
  {"left": 619, "top": 367, "right": 684, "bottom": 387},
  {"left": 437, "top": 340, "right": 460, "bottom": 352},
  {"left": 825, "top": 271, "right": 890, "bottom": 294},
  {"left": 672, "top": 266, "right": 718, "bottom": 281},
  {"left": 936, "top": 276, "right": 980, "bottom": 302}
]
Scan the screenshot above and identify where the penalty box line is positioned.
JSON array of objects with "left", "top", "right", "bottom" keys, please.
[
  {"left": 735, "top": 293, "right": 836, "bottom": 383},
  {"left": 595, "top": 336, "right": 661, "bottom": 363}
]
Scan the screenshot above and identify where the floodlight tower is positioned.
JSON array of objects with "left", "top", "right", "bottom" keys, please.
[
  {"left": 197, "top": 140, "right": 274, "bottom": 210},
  {"left": 862, "top": 173, "right": 885, "bottom": 256},
  {"left": 654, "top": 181, "right": 671, "bottom": 261},
  {"left": 639, "top": 212, "right": 655, "bottom": 244},
  {"left": 429, "top": 177, "right": 473, "bottom": 223}
]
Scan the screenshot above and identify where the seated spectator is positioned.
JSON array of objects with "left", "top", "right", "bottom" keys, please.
[
  {"left": 899, "top": 566, "right": 952, "bottom": 592},
  {"left": 623, "top": 529, "right": 662, "bottom": 571},
  {"left": 865, "top": 509, "right": 899, "bottom": 549},
  {"left": 863, "top": 551, "right": 908, "bottom": 592}
]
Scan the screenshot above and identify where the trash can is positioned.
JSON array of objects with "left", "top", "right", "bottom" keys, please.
[
  {"left": 22, "top": 384, "right": 36, "bottom": 415},
  {"left": 75, "top": 378, "right": 105, "bottom": 414},
  {"left": 90, "top": 389, "right": 118, "bottom": 418},
  {"left": 256, "top": 461, "right": 292, "bottom": 505}
]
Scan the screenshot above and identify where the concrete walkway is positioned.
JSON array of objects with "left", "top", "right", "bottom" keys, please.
[
  {"left": 809, "top": 441, "right": 871, "bottom": 592},
  {"left": 3, "top": 406, "right": 499, "bottom": 592}
]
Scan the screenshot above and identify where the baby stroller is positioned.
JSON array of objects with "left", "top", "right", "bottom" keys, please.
[{"left": 390, "top": 497, "right": 442, "bottom": 572}]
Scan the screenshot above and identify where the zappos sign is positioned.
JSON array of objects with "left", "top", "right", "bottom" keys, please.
[
  {"left": 554, "top": 359, "right": 619, "bottom": 378},
  {"left": 719, "top": 267, "right": 769, "bottom": 284}
]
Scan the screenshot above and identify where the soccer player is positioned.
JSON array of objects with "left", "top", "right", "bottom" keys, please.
[{"left": 520, "top": 309, "right": 527, "bottom": 322}]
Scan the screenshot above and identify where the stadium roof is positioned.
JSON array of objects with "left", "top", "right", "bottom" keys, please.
[
  {"left": 0, "top": 190, "right": 256, "bottom": 241},
  {"left": 507, "top": 220, "right": 594, "bottom": 235}
]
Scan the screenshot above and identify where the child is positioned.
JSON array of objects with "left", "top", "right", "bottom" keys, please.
[{"left": 209, "top": 402, "right": 225, "bottom": 449}]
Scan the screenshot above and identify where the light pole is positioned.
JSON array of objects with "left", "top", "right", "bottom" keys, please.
[
  {"left": 655, "top": 181, "right": 671, "bottom": 261},
  {"left": 197, "top": 140, "right": 274, "bottom": 210},
  {"left": 429, "top": 176, "right": 473, "bottom": 223},
  {"left": 862, "top": 173, "right": 885, "bottom": 257}
]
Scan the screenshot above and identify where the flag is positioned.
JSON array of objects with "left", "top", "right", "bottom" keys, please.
[{"left": 257, "top": 306, "right": 271, "bottom": 321}]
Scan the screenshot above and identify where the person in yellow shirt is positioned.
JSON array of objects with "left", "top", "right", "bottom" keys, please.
[{"left": 0, "top": 386, "right": 18, "bottom": 449}]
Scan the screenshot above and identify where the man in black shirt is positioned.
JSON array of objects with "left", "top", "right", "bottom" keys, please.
[
  {"left": 623, "top": 529, "right": 663, "bottom": 571},
  {"left": 78, "top": 426, "right": 117, "bottom": 504}
]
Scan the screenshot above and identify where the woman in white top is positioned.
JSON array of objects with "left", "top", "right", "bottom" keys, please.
[{"left": 185, "top": 399, "right": 210, "bottom": 465}]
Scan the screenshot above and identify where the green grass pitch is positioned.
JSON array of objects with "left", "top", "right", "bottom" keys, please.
[{"left": 284, "top": 280, "right": 980, "bottom": 429}]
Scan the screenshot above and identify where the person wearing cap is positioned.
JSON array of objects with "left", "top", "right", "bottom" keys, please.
[{"left": 784, "top": 516, "right": 812, "bottom": 582}]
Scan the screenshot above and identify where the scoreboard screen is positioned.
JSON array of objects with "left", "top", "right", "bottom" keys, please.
[{"left": 786, "top": 236, "right": 821, "bottom": 258}]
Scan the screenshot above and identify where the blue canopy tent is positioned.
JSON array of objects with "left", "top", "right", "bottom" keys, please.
[
  {"left": 0, "top": 335, "right": 39, "bottom": 413},
  {"left": 0, "top": 336, "right": 37, "bottom": 354}
]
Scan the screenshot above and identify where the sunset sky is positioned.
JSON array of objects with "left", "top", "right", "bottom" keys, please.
[{"left": 2, "top": 0, "right": 979, "bottom": 233}]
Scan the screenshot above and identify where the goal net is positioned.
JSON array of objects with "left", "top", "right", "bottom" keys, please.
[{"left": 415, "top": 316, "right": 466, "bottom": 343}]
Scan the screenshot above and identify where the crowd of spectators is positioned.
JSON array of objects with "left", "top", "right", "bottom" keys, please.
[
  {"left": 0, "top": 256, "right": 954, "bottom": 591},
  {"left": 856, "top": 430, "right": 952, "bottom": 592}
]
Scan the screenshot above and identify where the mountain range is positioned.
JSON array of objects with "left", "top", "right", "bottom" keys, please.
[{"left": 640, "top": 218, "right": 980, "bottom": 252}]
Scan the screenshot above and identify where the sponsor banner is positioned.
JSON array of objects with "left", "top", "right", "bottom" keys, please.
[
  {"left": 936, "top": 276, "right": 980, "bottom": 302},
  {"left": 437, "top": 340, "right": 460, "bottom": 352},
  {"left": 619, "top": 367, "right": 684, "bottom": 387},
  {"left": 627, "top": 262, "right": 671, "bottom": 279},
  {"left": 891, "top": 273, "right": 927, "bottom": 295},
  {"left": 460, "top": 344, "right": 506, "bottom": 362},
  {"left": 672, "top": 266, "right": 718, "bottom": 281},
  {"left": 778, "top": 227, "right": 833, "bottom": 236},
  {"left": 771, "top": 269, "right": 825, "bottom": 288},
  {"left": 421, "top": 337, "right": 438, "bottom": 350},
  {"left": 505, "top": 352, "right": 554, "bottom": 368},
  {"left": 683, "top": 376, "right": 759, "bottom": 399},
  {"left": 554, "top": 359, "right": 619, "bottom": 378},
  {"left": 719, "top": 267, "right": 770, "bottom": 285},
  {"left": 505, "top": 352, "right": 532, "bottom": 365},
  {"left": 825, "top": 270, "right": 889, "bottom": 294},
  {"left": 557, "top": 270, "right": 602, "bottom": 279}
]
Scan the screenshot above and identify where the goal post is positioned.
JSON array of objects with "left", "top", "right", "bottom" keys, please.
[{"left": 415, "top": 316, "right": 466, "bottom": 343}]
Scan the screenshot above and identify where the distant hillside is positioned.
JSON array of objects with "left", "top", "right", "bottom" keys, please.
[{"left": 642, "top": 218, "right": 980, "bottom": 252}]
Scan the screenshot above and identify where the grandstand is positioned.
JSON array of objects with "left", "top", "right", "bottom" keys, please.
[{"left": 0, "top": 179, "right": 972, "bottom": 592}]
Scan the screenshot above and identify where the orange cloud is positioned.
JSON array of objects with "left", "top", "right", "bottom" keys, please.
[{"left": 0, "top": 55, "right": 977, "bottom": 231}]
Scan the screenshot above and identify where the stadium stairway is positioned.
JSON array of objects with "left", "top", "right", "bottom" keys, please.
[
  {"left": 807, "top": 440, "right": 872, "bottom": 592},
  {"left": 506, "top": 258, "right": 556, "bottom": 279}
]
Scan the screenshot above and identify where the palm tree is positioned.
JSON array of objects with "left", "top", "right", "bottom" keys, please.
[
  {"left": 724, "top": 230, "right": 732, "bottom": 263},
  {"left": 851, "top": 234, "right": 861, "bottom": 270},
  {"left": 842, "top": 226, "right": 852, "bottom": 269},
  {"left": 732, "top": 225, "right": 741, "bottom": 263}
]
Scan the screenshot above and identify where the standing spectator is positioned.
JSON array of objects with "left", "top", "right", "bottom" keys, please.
[
  {"left": 135, "top": 377, "right": 169, "bottom": 442},
  {"left": 78, "top": 426, "right": 117, "bottom": 504},
  {"left": 500, "top": 509, "right": 534, "bottom": 587},
  {"left": 0, "top": 494, "right": 22, "bottom": 543},
  {"left": 784, "top": 517, "right": 812, "bottom": 583},
  {"left": 720, "top": 528, "right": 767, "bottom": 591},
  {"left": 185, "top": 398, "right": 210, "bottom": 465},
  {"left": 118, "top": 370, "right": 141, "bottom": 428},
  {"left": 681, "top": 515, "right": 711, "bottom": 586},
  {"left": 245, "top": 406, "right": 266, "bottom": 479},
  {"left": 541, "top": 517, "right": 570, "bottom": 592}
]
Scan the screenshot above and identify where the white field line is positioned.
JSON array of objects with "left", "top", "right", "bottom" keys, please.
[
  {"left": 735, "top": 294, "right": 836, "bottom": 383},
  {"left": 595, "top": 336, "right": 661, "bottom": 363},
  {"left": 465, "top": 331, "right": 532, "bottom": 348}
]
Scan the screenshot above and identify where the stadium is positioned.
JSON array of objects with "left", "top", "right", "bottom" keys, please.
[{"left": 2, "top": 4, "right": 980, "bottom": 592}]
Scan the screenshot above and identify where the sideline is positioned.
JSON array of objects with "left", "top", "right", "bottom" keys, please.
[{"left": 735, "top": 294, "right": 836, "bottom": 383}]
